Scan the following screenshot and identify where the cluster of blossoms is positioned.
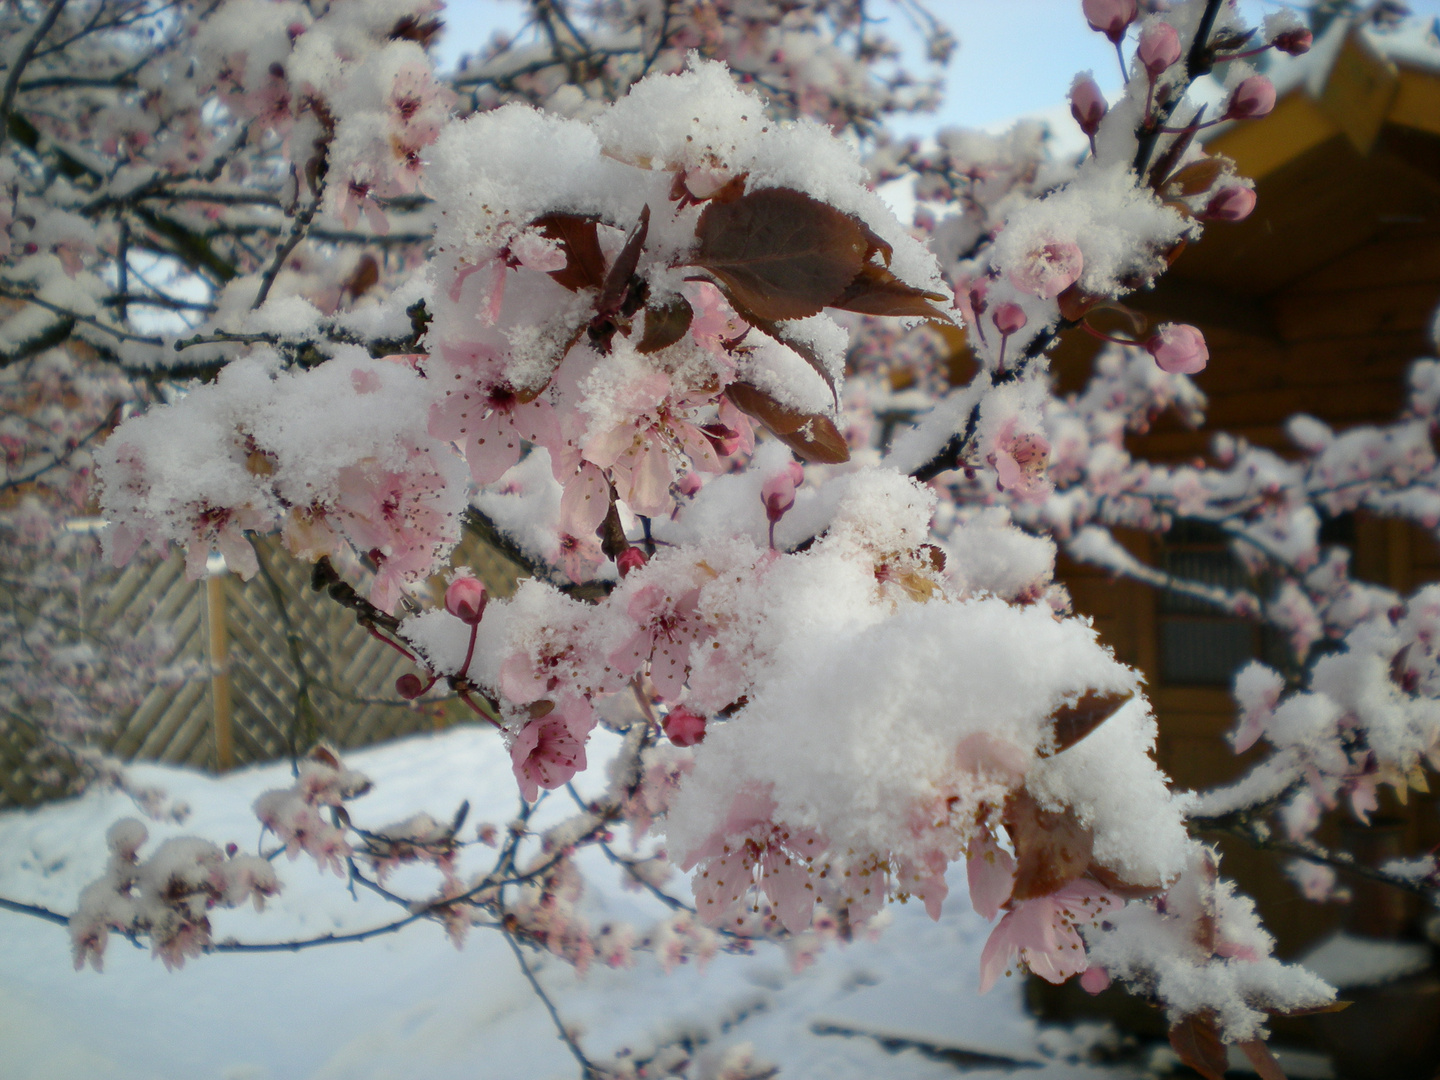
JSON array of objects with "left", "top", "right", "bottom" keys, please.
[
  {"left": 453, "top": 0, "right": 953, "bottom": 133},
  {"left": 3, "top": 0, "right": 1437, "bottom": 1076}
]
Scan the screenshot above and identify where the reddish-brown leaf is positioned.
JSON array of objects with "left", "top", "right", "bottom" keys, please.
[
  {"left": 535, "top": 213, "right": 607, "bottom": 292},
  {"left": 600, "top": 204, "right": 649, "bottom": 313},
  {"left": 694, "top": 188, "right": 869, "bottom": 322},
  {"left": 1276, "top": 1000, "right": 1351, "bottom": 1017},
  {"left": 1239, "top": 1040, "right": 1289, "bottom": 1080},
  {"left": 724, "top": 382, "right": 851, "bottom": 464},
  {"left": 830, "top": 262, "right": 952, "bottom": 321},
  {"left": 1056, "top": 283, "right": 1102, "bottom": 322},
  {"left": 1004, "top": 791, "right": 1094, "bottom": 901},
  {"left": 1043, "top": 690, "right": 1133, "bottom": 756},
  {"left": 1147, "top": 108, "right": 1203, "bottom": 191},
  {"left": 1164, "top": 156, "right": 1226, "bottom": 196},
  {"left": 343, "top": 254, "right": 380, "bottom": 300},
  {"left": 637, "top": 296, "right": 693, "bottom": 354},
  {"left": 1169, "top": 1014, "right": 1229, "bottom": 1080},
  {"left": 746, "top": 317, "right": 841, "bottom": 404}
]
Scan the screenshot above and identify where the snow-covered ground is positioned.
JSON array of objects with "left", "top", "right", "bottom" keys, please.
[{"left": 0, "top": 724, "right": 1152, "bottom": 1080}]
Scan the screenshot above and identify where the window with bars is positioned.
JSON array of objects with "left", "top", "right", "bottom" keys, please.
[{"left": 1156, "top": 522, "right": 1291, "bottom": 686}]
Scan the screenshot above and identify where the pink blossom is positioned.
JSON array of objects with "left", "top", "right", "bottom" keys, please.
[
  {"left": 683, "top": 785, "right": 828, "bottom": 934},
  {"left": 1083, "top": 0, "right": 1137, "bottom": 43},
  {"left": 510, "top": 698, "right": 597, "bottom": 801},
  {"left": 966, "top": 833, "right": 1016, "bottom": 920},
  {"left": 1225, "top": 75, "right": 1276, "bottom": 120},
  {"left": 1146, "top": 323, "right": 1208, "bottom": 375},
  {"left": 611, "top": 582, "right": 709, "bottom": 701},
  {"left": 989, "top": 419, "right": 1052, "bottom": 499},
  {"left": 559, "top": 461, "right": 610, "bottom": 537},
  {"left": 978, "top": 878, "right": 1123, "bottom": 992},
  {"left": 1009, "top": 241, "right": 1083, "bottom": 299},
  {"left": 1138, "top": 22, "right": 1181, "bottom": 79},
  {"left": 332, "top": 455, "right": 460, "bottom": 612},
  {"left": 1069, "top": 75, "right": 1108, "bottom": 137},
  {"left": 556, "top": 531, "right": 604, "bottom": 584},
  {"left": 430, "top": 374, "right": 562, "bottom": 487}
]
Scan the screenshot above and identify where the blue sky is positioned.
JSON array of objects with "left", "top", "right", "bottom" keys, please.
[{"left": 437, "top": 0, "right": 1440, "bottom": 136}]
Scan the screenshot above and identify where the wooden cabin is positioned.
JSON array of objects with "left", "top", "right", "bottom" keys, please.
[{"left": 1052, "top": 26, "right": 1440, "bottom": 959}]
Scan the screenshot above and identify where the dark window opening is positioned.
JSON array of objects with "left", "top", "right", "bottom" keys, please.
[{"left": 1157, "top": 522, "right": 1290, "bottom": 686}]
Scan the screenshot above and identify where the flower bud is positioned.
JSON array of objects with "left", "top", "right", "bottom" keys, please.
[
  {"left": 1272, "top": 27, "right": 1312, "bottom": 56},
  {"left": 1069, "top": 74, "right": 1108, "bottom": 137},
  {"left": 1225, "top": 75, "right": 1275, "bottom": 120},
  {"left": 663, "top": 707, "right": 707, "bottom": 747},
  {"left": 1201, "top": 186, "right": 1257, "bottom": 222},
  {"left": 1083, "top": 0, "right": 1137, "bottom": 43},
  {"left": 1080, "top": 965, "right": 1112, "bottom": 995},
  {"left": 445, "top": 576, "right": 487, "bottom": 624},
  {"left": 616, "top": 547, "right": 648, "bottom": 577},
  {"left": 1146, "top": 322, "right": 1209, "bottom": 374},
  {"left": 992, "top": 302, "right": 1028, "bottom": 336},
  {"left": 396, "top": 673, "right": 427, "bottom": 700},
  {"left": 676, "top": 471, "right": 703, "bottom": 497},
  {"left": 1138, "top": 22, "right": 1181, "bottom": 79},
  {"left": 761, "top": 463, "right": 803, "bottom": 524}
]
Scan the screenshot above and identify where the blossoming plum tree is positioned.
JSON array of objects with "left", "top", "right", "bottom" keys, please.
[{"left": 2, "top": 1, "right": 1438, "bottom": 1077}]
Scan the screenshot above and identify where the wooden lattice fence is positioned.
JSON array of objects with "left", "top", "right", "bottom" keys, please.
[{"left": 0, "top": 532, "right": 524, "bottom": 809}]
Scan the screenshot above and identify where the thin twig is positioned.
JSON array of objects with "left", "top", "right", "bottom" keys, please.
[
  {"left": 0, "top": 0, "right": 71, "bottom": 153},
  {"left": 502, "top": 924, "right": 606, "bottom": 1079}
]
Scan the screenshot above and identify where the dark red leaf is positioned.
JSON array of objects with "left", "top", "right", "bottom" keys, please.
[
  {"left": 830, "top": 262, "right": 952, "bottom": 321},
  {"left": 1276, "top": 1000, "right": 1351, "bottom": 1017},
  {"left": 1168, "top": 1014, "right": 1229, "bottom": 1080},
  {"left": 1004, "top": 791, "right": 1094, "bottom": 901},
  {"left": 1239, "top": 1040, "right": 1289, "bottom": 1080},
  {"left": 747, "top": 317, "right": 841, "bottom": 405},
  {"left": 637, "top": 295, "right": 693, "bottom": 354},
  {"left": 1043, "top": 690, "right": 1133, "bottom": 756},
  {"left": 1164, "top": 156, "right": 1227, "bottom": 196},
  {"left": 724, "top": 381, "right": 850, "bottom": 464},
  {"left": 343, "top": 254, "right": 380, "bottom": 301},
  {"left": 1148, "top": 106, "right": 1203, "bottom": 190},
  {"left": 534, "top": 214, "right": 606, "bottom": 292},
  {"left": 600, "top": 204, "right": 650, "bottom": 313},
  {"left": 694, "top": 188, "right": 868, "bottom": 322}
]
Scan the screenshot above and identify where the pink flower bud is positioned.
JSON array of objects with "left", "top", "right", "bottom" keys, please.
[
  {"left": 1272, "top": 27, "right": 1312, "bottom": 56},
  {"left": 676, "top": 471, "right": 703, "bottom": 497},
  {"left": 616, "top": 547, "right": 648, "bottom": 577},
  {"left": 1083, "top": 0, "right": 1137, "bottom": 43},
  {"left": 1201, "top": 186, "right": 1256, "bottom": 222},
  {"left": 992, "top": 302, "right": 1028, "bottom": 336},
  {"left": 1069, "top": 74, "right": 1108, "bottom": 137},
  {"left": 1138, "top": 21, "right": 1181, "bottom": 79},
  {"left": 663, "top": 707, "right": 707, "bottom": 747},
  {"left": 396, "top": 673, "right": 426, "bottom": 700},
  {"left": 1146, "top": 322, "right": 1209, "bottom": 374},
  {"left": 1225, "top": 75, "right": 1275, "bottom": 120},
  {"left": 1080, "top": 965, "right": 1112, "bottom": 995},
  {"left": 761, "top": 464, "right": 803, "bottom": 524},
  {"left": 445, "top": 576, "right": 487, "bottom": 624}
]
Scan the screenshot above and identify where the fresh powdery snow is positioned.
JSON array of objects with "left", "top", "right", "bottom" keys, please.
[{"left": 0, "top": 726, "right": 1141, "bottom": 1080}]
